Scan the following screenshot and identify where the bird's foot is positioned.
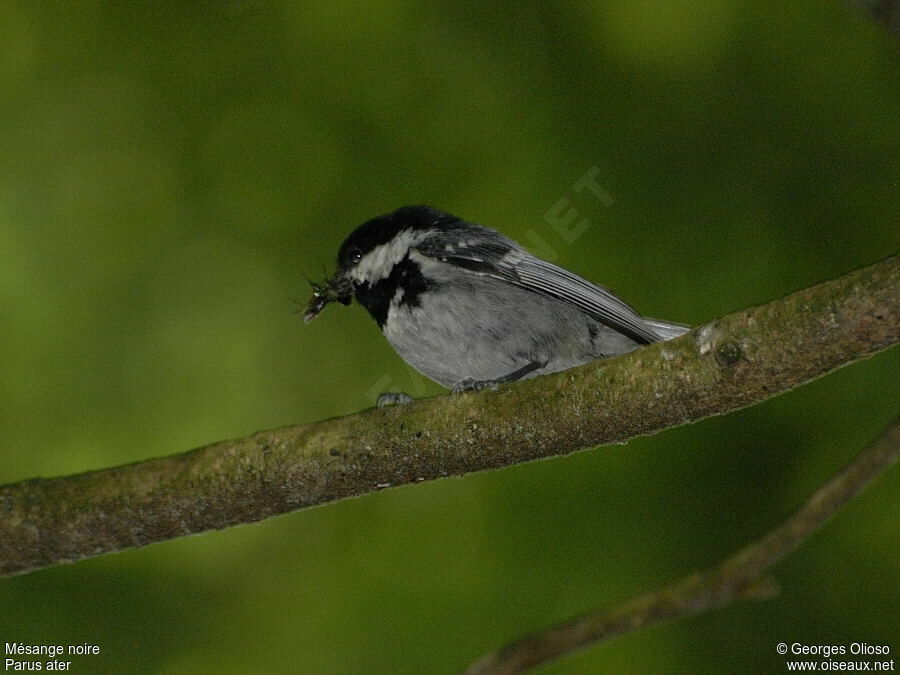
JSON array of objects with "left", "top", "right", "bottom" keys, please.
[
  {"left": 451, "top": 360, "right": 548, "bottom": 394},
  {"left": 376, "top": 392, "right": 414, "bottom": 408},
  {"left": 451, "top": 378, "right": 501, "bottom": 394}
]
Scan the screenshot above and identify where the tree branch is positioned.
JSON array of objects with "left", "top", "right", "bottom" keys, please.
[
  {"left": 464, "top": 411, "right": 900, "bottom": 674},
  {"left": 1, "top": 254, "right": 898, "bottom": 577}
]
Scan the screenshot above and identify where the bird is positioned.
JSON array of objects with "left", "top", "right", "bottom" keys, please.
[{"left": 305, "top": 205, "right": 688, "bottom": 404}]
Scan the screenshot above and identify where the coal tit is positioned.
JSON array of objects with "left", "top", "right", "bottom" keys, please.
[{"left": 305, "top": 205, "right": 688, "bottom": 403}]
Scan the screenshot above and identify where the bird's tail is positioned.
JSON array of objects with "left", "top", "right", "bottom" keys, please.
[{"left": 643, "top": 318, "right": 691, "bottom": 341}]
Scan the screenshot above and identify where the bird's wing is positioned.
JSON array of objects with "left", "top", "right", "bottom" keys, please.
[{"left": 416, "top": 227, "right": 663, "bottom": 344}]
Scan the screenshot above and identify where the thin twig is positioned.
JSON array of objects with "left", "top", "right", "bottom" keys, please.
[
  {"left": 464, "top": 412, "right": 900, "bottom": 674},
  {"left": 0, "top": 254, "right": 898, "bottom": 577}
]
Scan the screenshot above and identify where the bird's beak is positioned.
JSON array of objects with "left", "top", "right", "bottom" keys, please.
[{"left": 303, "top": 271, "right": 352, "bottom": 323}]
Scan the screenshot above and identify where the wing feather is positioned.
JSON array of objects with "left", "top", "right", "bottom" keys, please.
[{"left": 417, "top": 227, "right": 663, "bottom": 344}]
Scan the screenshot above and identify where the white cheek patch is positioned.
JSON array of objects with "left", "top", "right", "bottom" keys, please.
[{"left": 349, "top": 229, "right": 428, "bottom": 283}]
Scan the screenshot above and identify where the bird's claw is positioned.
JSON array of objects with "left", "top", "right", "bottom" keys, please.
[
  {"left": 376, "top": 392, "right": 414, "bottom": 408},
  {"left": 451, "top": 378, "right": 501, "bottom": 394}
]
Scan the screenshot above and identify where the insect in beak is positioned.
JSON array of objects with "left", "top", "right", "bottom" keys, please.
[{"left": 303, "top": 274, "right": 352, "bottom": 323}]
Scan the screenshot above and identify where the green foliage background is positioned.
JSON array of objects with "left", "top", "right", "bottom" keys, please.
[{"left": 1, "top": 1, "right": 898, "bottom": 672}]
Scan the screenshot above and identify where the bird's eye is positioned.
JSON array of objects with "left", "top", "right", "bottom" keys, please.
[{"left": 349, "top": 248, "right": 362, "bottom": 265}]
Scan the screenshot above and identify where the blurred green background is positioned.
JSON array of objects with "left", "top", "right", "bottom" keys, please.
[{"left": 1, "top": 1, "right": 898, "bottom": 673}]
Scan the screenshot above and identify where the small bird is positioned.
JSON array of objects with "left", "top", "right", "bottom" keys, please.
[{"left": 305, "top": 205, "right": 688, "bottom": 404}]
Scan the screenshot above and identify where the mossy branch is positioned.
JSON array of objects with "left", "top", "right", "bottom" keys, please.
[{"left": 1, "top": 254, "right": 898, "bottom": 578}]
